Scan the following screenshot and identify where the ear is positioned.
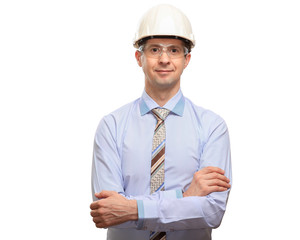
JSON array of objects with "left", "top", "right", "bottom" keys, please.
[
  {"left": 135, "top": 50, "right": 143, "bottom": 67},
  {"left": 184, "top": 53, "right": 191, "bottom": 69}
]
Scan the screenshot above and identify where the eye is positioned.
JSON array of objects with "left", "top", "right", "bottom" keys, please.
[
  {"left": 150, "top": 47, "right": 160, "bottom": 54},
  {"left": 169, "top": 47, "right": 182, "bottom": 55}
]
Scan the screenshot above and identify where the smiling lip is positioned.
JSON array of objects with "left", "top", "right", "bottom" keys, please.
[{"left": 155, "top": 69, "right": 173, "bottom": 72}]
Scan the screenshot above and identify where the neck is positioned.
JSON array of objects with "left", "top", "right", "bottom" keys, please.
[{"left": 145, "top": 85, "right": 180, "bottom": 107}]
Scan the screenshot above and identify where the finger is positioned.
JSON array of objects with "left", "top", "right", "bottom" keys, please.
[
  {"left": 95, "top": 192, "right": 101, "bottom": 199},
  {"left": 96, "top": 222, "right": 104, "bottom": 228},
  {"left": 98, "top": 190, "right": 117, "bottom": 199},
  {"left": 90, "top": 201, "right": 101, "bottom": 210},
  {"left": 208, "top": 186, "right": 229, "bottom": 193},
  {"left": 92, "top": 216, "right": 103, "bottom": 224},
  {"left": 207, "top": 179, "right": 231, "bottom": 189},
  {"left": 93, "top": 215, "right": 115, "bottom": 228},
  {"left": 96, "top": 221, "right": 108, "bottom": 228},
  {"left": 95, "top": 190, "right": 117, "bottom": 199},
  {"left": 200, "top": 166, "right": 225, "bottom": 175},
  {"left": 90, "top": 210, "right": 100, "bottom": 217},
  {"left": 204, "top": 172, "right": 230, "bottom": 183}
]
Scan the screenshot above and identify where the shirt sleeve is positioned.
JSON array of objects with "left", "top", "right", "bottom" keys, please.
[
  {"left": 138, "top": 117, "right": 232, "bottom": 231},
  {"left": 91, "top": 116, "right": 182, "bottom": 229},
  {"left": 92, "top": 114, "right": 232, "bottom": 231}
]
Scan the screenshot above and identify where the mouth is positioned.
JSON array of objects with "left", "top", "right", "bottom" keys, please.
[{"left": 155, "top": 69, "right": 173, "bottom": 73}]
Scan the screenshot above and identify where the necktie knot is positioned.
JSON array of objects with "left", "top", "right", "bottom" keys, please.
[{"left": 152, "top": 108, "right": 170, "bottom": 121}]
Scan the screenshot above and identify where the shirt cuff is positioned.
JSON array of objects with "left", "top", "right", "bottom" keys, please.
[
  {"left": 136, "top": 200, "right": 144, "bottom": 230},
  {"left": 176, "top": 189, "right": 183, "bottom": 199}
]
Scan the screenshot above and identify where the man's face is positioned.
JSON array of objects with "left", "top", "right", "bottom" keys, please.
[{"left": 135, "top": 38, "right": 191, "bottom": 93}]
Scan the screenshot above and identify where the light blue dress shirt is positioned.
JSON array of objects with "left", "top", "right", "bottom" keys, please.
[{"left": 92, "top": 89, "right": 232, "bottom": 240}]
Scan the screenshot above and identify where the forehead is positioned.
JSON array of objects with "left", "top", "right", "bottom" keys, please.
[{"left": 146, "top": 38, "right": 184, "bottom": 46}]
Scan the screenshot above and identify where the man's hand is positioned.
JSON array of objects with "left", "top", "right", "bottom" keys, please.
[
  {"left": 90, "top": 191, "right": 138, "bottom": 228},
  {"left": 183, "top": 166, "right": 231, "bottom": 197}
]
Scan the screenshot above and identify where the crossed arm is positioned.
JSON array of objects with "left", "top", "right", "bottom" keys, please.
[
  {"left": 90, "top": 166, "right": 230, "bottom": 228},
  {"left": 90, "top": 114, "right": 232, "bottom": 230}
]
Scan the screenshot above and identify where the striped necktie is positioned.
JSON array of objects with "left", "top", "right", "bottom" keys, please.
[{"left": 150, "top": 108, "right": 170, "bottom": 240}]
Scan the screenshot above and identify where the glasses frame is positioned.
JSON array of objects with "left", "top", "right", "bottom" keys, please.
[{"left": 138, "top": 43, "right": 189, "bottom": 59}]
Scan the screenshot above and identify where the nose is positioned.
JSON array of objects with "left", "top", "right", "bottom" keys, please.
[{"left": 158, "top": 50, "right": 171, "bottom": 64}]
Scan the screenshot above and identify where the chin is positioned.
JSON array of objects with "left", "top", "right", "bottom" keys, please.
[{"left": 155, "top": 79, "right": 178, "bottom": 89}]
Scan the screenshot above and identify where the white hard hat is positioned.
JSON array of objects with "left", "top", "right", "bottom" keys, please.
[{"left": 133, "top": 4, "right": 195, "bottom": 49}]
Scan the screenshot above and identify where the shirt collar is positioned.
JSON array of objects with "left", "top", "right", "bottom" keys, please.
[{"left": 139, "top": 89, "right": 185, "bottom": 116}]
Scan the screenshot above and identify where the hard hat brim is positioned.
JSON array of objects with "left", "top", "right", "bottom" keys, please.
[{"left": 134, "top": 35, "right": 195, "bottom": 51}]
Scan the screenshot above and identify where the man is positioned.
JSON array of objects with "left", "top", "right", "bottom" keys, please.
[{"left": 90, "top": 4, "right": 232, "bottom": 240}]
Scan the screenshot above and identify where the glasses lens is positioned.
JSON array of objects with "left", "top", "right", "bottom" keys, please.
[{"left": 142, "top": 44, "right": 187, "bottom": 59}]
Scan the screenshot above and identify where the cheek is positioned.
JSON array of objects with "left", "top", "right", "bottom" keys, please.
[
  {"left": 142, "top": 59, "right": 155, "bottom": 72},
  {"left": 174, "top": 61, "right": 186, "bottom": 72}
]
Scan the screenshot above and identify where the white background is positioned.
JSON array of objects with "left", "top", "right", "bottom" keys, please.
[{"left": 1, "top": 0, "right": 299, "bottom": 239}]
